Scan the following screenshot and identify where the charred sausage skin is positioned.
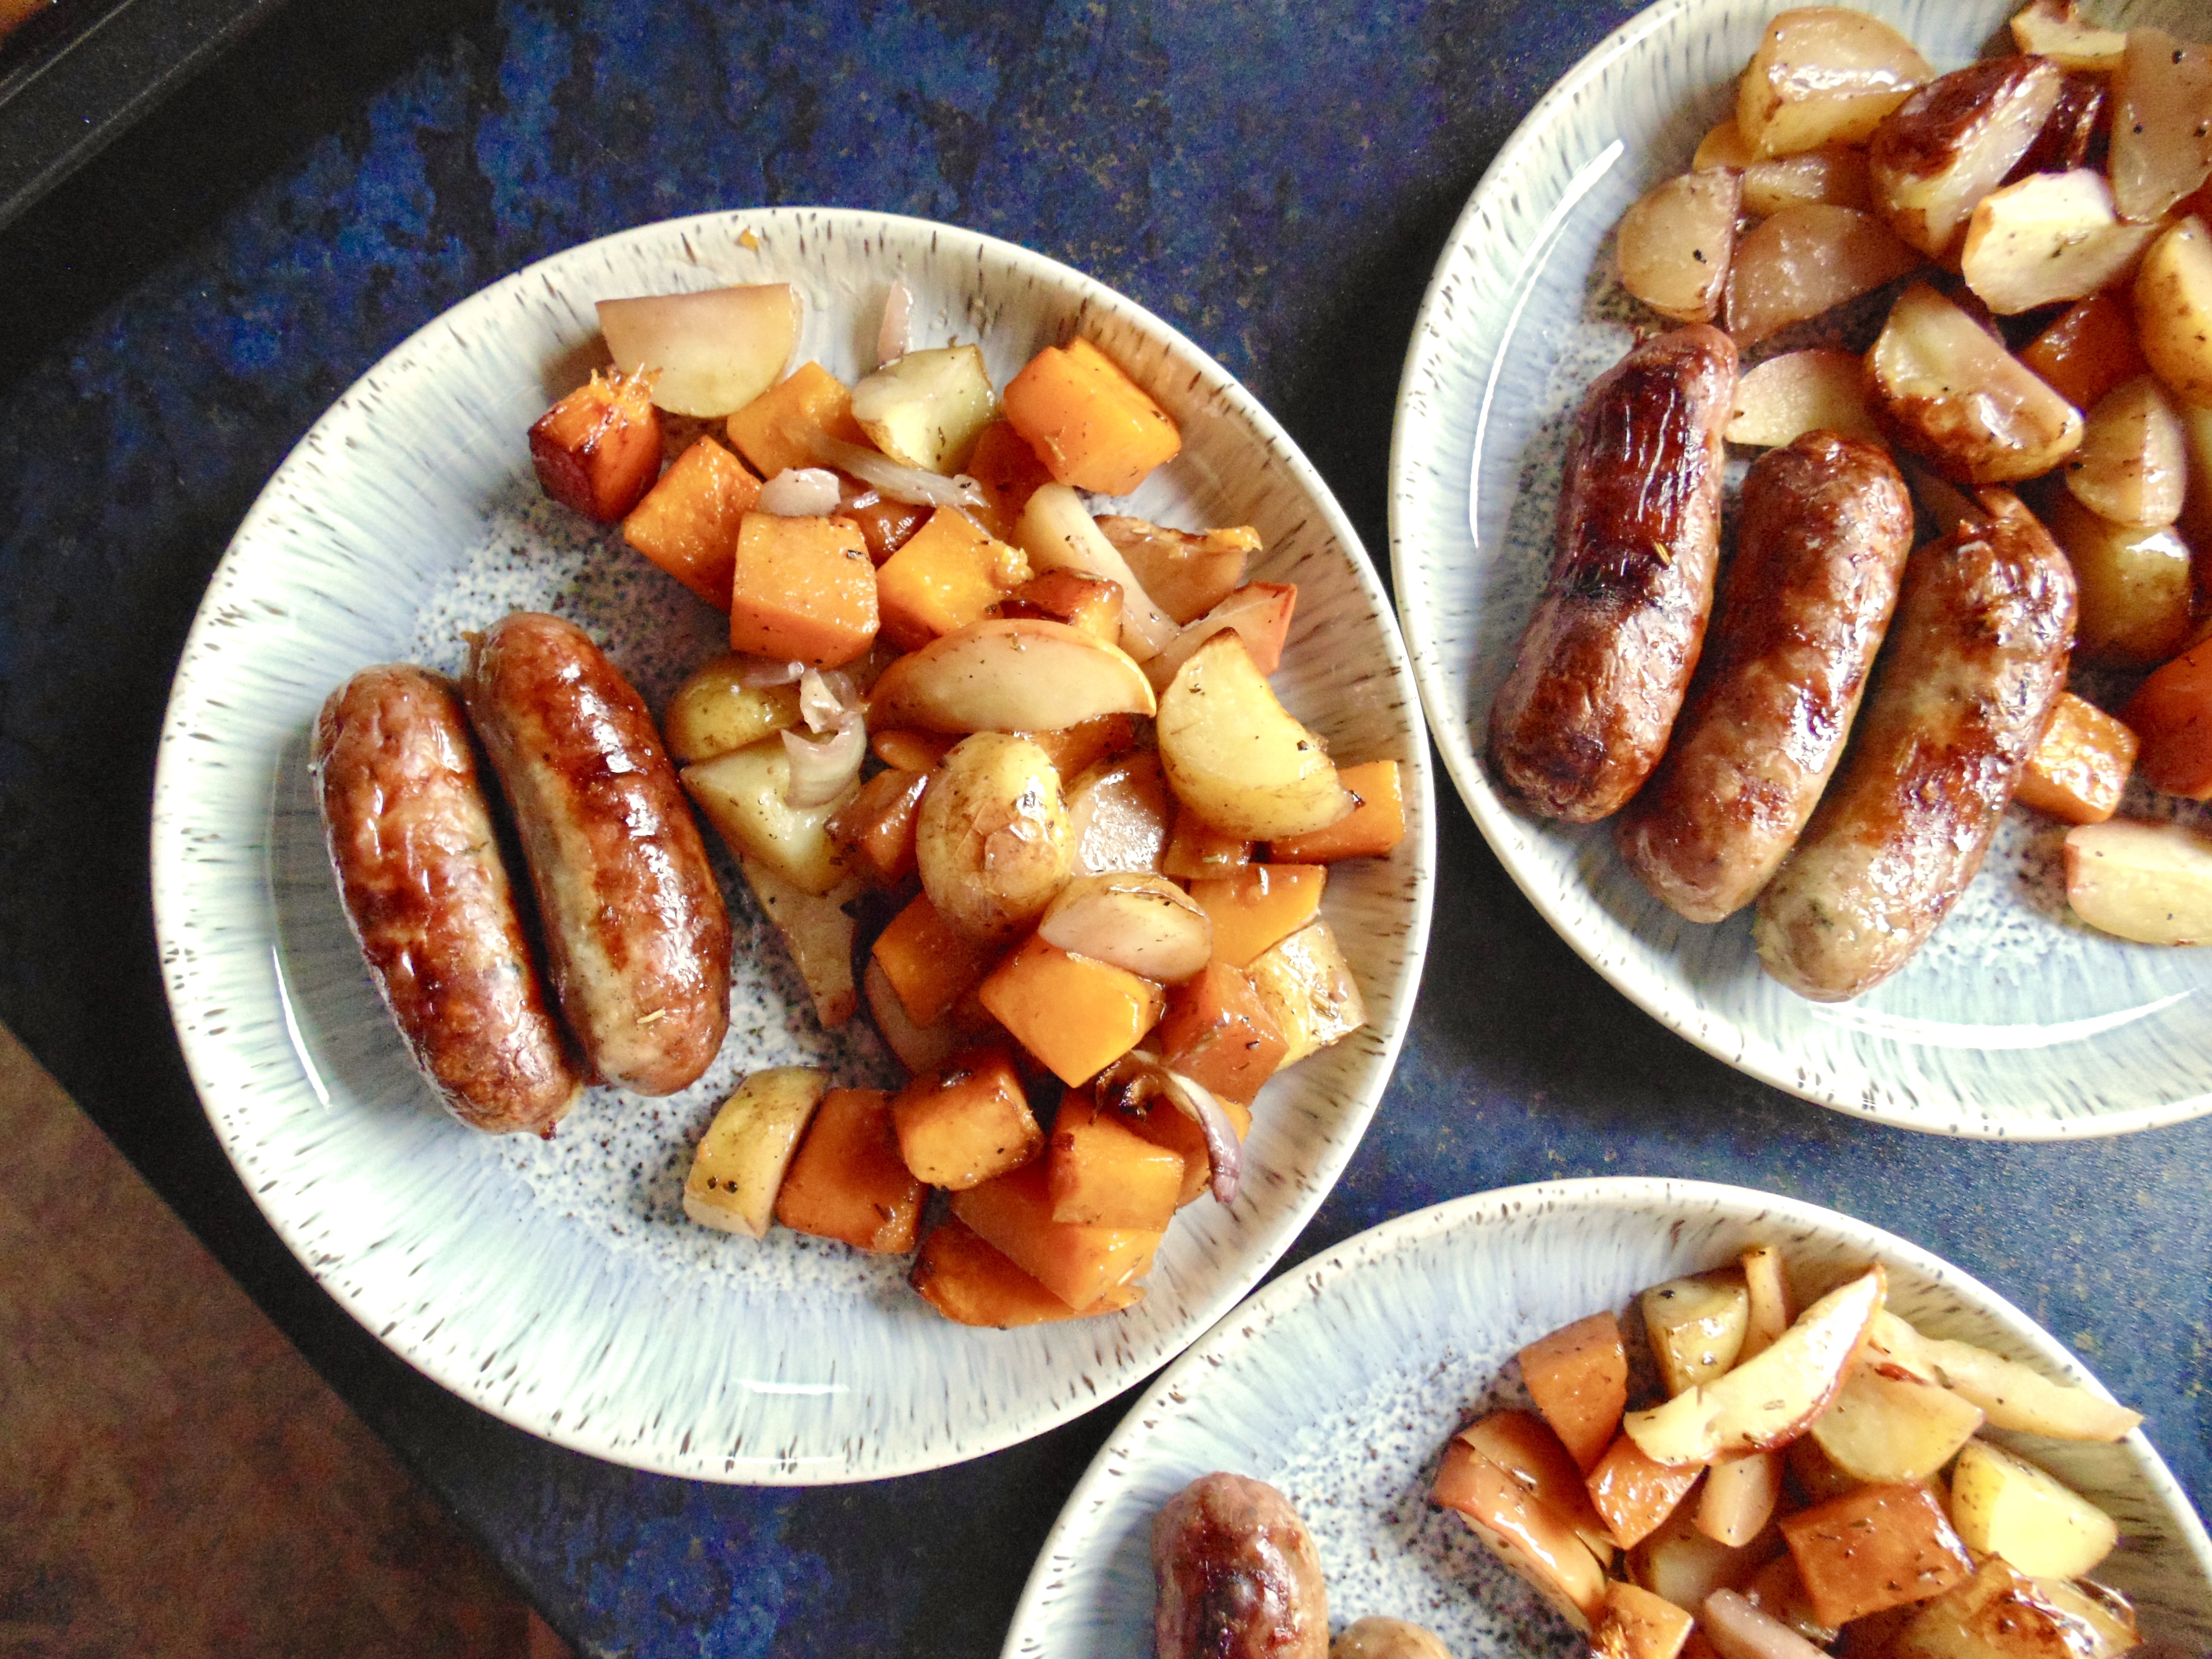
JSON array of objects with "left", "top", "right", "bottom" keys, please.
[
  {"left": 1152, "top": 1472, "right": 1328, "bottom": 1659},
  {"left": 1487, "top": 324, "right": 1738, "bottom": 822},
  {"left": 463, "top": 612, "right": 731, "bottom": 1095},
  {"left": 1755, "top": 501, "right": 2076, "bottom": 1002},
  {"left": 312, "top": 665, "right": 582, "bottom": 1135},
  {"left": 1616, "top": 432, "right": 1915, "bottom": 922}
]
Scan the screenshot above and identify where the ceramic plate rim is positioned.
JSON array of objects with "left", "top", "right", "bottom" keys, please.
[{"left": 147, "top": 205, "right": 1438, "bottom": 1483}]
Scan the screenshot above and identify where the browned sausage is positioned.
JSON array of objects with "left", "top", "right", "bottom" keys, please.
[
  {"left": 1487, "top": 324, "right": 1738, "bottom": 822},
  {"left": 1615, "top": 432, "right": 1915, "bottom": 922},
  {"left": 463, "top": 613, "right": 731, "bottom": 1094},
  {"left": 312, "top": 665, "right": 582, "bottom": 1135},
  {"left": 1755, "top": 498, "right": 2077, "bottom": 1001},
  {"left": 1152, "top": 1472, "right": 1327, "bottom": 1659}
]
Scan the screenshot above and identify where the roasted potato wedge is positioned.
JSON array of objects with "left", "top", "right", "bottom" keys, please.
[
  {"left": 2046, "top": 491, "right": 2193, "bottom": 667},
  {"left": 850, "top": 344, "right": 998, "bottom": 474},
  {"left": 1737, "top": 8, "right": 1933, "bottom": 158},
  {"left": 1742, "top": 146, "right": 1871, "bottom": 216},
  {"left": 2008, "top": 0, "right": 2126, "bottom": 72},
  {"left": 1868, "top": 282, "right": 2083, "bottom": 482},
  {"left": 1869, "top": 56, "right": 2063, "bottom": 259},
  {"left": 1724, "top": 349, "right": 1878, "bottom": 445},
  {"left": 2065, "top": 818, "right": 2212, "bottom": 945},
  {"left": 1618, "top": 169, "right": 1742, "bottom": 323},
  {"left": 682, "top": 737, "right": 856, "bottom": 895},
  {"left": 1245, "top": 919, "right": 1367, "bottom": 1066},
  {"left": 1724, "top": 205, "right": 1918, "bottom": 346},
  {"left": 1156, "top": 631, "right": 1354, "bottom": 841},
  {"left": 2066, "top": 374, "right": 2187, "bottom": 528},
  {"left": 1015, "top": 482, "right": 1179, "bottom": 659},
  {"left": 2110, "top": 27, "right": 2212, "bottom": 225},
  {"left": 1949, "top": 1440, "right": 2118, "bottom": 1579},
  {"left": 2135, "top": 216, "right": 2212, "bottom": 408},
  {"left": 663, "top": 653, "right": 804, "bottom": 762},
  {"left": 683, "top": 1066, "right": 828, "bottom": 1237},
  {"left": 1960, "top": 170, "right": 2161, "bottom": 316},
  {"left": 1093, "top": 515, "right": 1256, "bottom": 626},
  {"left": 867, "top": 617, "right": 1156, "bottom": 733},
  {"left": 739, "top": 857, "right": 861, "bottom": 1027},
  {"left": 598, "top": 285, "right": 801, "bottom": 418}
]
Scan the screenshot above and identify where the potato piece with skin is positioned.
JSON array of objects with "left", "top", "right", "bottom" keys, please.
[
  {"left": 1244, "top": 919, "right": 1366, "bottom": 1067},
  {"left": 1039, "top": 873, "right": 1212, "bottom": 983},
  {"left": 1586, "top": 1433, "right": 1703, "bottom": 1550},
  {"left": 2137, "top": 217, "right": 2212, "bottom": 409},
  {"left": 1519, "top": 1310, "right": 1629, "bottom": 1475},
  {"left": 1960, "top": 172, "right": 2162, "bottom": 317},
  {"left": 1457, "top": 1410, "right": 1616, "bottom": 1565},
  {"left": 1863, "top": 1309, "right": 2145, "bottom": 1440},
  {"left": 850, "top": 344, "right": 996, "bottom": 474},
  {"left": 682, "top": 737, "right": 856, "bottom": 896},
  {"left": 1432, "top": 1440, "right": 1609, "bottom": 1633},
  {"left": 1642, "top": 1272, "right": 1750, "bottom": 1397},
  {"left": 1724, "top": 206, "right": 1920, "bottom": 347},
  {"left": 1870, "top": 57, "right": 2064, "bottom": 260},
  {"left": 1781, "top": 1484, "right": 1973, "bottom": 1627},
  {"left": 682, "top": 1067, "right": 827, "bottom": 1237},
  {"left": 1144, "top": 582, "right": 1299, "bottom": 693},
  {"left": 1724, "top": 350, "right": 1879, "bottom": 446},
  {"left": 2044, "top": 492, "right": 2193, "bottom": 668},
  {"left": 1807, "top": 1365, "right": 1984, "bottom": 1483},
  {"left": 917, "top": 733, "right": 1074, "bottom": 941},
  {"left": 867, "top": 618, "right": 1157, "bottom": 734},
  {"left": 1744, "top": 148, "right": 1870, "bottom": 217},
  {"left": 2017, "top": 693, "right": 2136, "bottom": 826},
  {"left": 2110, "top": 29, "right": 2212, "bottom": 227},
  {"left": 1065, "top": 750, "right": 1173, "bottom": 876},
  {"left": 989, "top": 568, "right": 1122, "bottom": 643},
  {"left": 1696, "top": 1452, "right": 1780, "bottom": 1551},
  {"left": 737, "top": 857, "right": 859, "bottom": 1027},
  {"left": 1331, "top": 1617, "right": 1452, "bottom": 1659},
  {"left": 1737, "top": 1246, "right": 1791, "bottom": 1360},
  {"left": 599, "top": 285, "right": 800, "bottom": 418},
  {"left": 1617, "top": 170, "right": 1741, "bottom": 324},
  {"left": 2010, "top": 0, "right": 2126, "bottom": 73},
  {"left": 1094, "top": 515, "right": 1256, "bottom": 626},
  {"left": 1892, "top": 1558, "right": 2140, "bottom": 1659},
  {"left": 2019, "top": 292, "right": 2151, "bottom": 415},
  {"left": 2064, "top": 818, "right": 2212, "bottom": 945},
  {"left": 1950, "top": 1440, "right": 2119, "bottom": 1579},
  {"left": 1869, "top": 282, "right": 2084, "bottom": 483},
  {"left": 663, "top": 654, "right": 803, "bottom": 763},
  {"left": 2066, "top": 375, "right": 2188, "bottom": 528},
  {"left": 1737, "top": 9, "right": 1933, "bottom": 159},
  {"left": 1015, "top": 483, "right": 1179, "bottom": 660},
  {"left": 1157, "top": 631, "right": 1354, "bottom": 840}
]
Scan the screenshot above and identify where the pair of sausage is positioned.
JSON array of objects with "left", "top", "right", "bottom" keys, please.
[
  {"left": 312, "top": 613, "right": 730, "bottom": 1131},
  {"left": 1493, "top": 326, "right": 2075, "bottom": 1000}
]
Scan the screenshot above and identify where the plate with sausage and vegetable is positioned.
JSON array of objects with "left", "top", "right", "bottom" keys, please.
[
  {"left": 1001, "top": 1178, "right": 2212, "bottom": 1658},
  {"left": 149, "top": 207, "right": 1433, "bottom": 1481},
  {"left": 1392, "top": 0, "right": 2212, "bottom": 1135}
]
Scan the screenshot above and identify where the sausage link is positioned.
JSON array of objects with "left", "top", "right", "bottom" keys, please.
[
  {"left": 1754, "top": 501, "right": 2076, "bottom": 1001},
  {"left": 312, "top": 666, "right": 582, "bottom": 1135},
  {"left": 1616, "top": 432, "right": 1915, "bottom": 921},
  {"left": 1152, "top": 1472, "right": 1328, "bottom": 1659},
  {"left": 1487, "top": 324, "right": 1738, "bottom": 822},
  {"left": 463, "top": 613, "right": 731, "bottom": 1094}
]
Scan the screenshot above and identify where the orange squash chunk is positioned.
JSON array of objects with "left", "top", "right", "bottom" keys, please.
[
  {"left": 1187, "top": 865, "right": 1327, "bottom": 968},
  {"left": 621, "top": 436, "right": 762, "bottom": 608},
  {"left": 1520, "top": 1311, "right": 1629, "bottom": 1474},
  {"left": 871, "top": 728, "right": 956, "bottom": 773},
  {"left": 725, "top": 361, "right": 867, "bottom": 479},
  {"left": 1048, "top": 1093, "right": 1185, "bottom": 1231},
  {"left": 976, "top": 936, "right": 1165, "bottom": 1086},
  {"left": 1269, "top": 760, "right": 1407, "bottom": 862},
  {"left": 2020, "top": 292, "right": 2152, "bottom": 413},
  {"left": 890, "top": 1047, "right": 1042, "bottom": 1190},
  {"left": 871, "top": 891, "right": 1002, "bottom": 1027},
  {"left": 964, "top": 419, "right": 1054, "bottom": 542},
  {"left": 1155, "top": 959, "right": 1288, "bottom": 1106},
  {"left": 2123, "top": 638, "right": 2212, "bottom": 799},
  {"left": 1019, "top": 713, "right": 1141, "bottom": 782},
  {"left": 1002, "top": 337, "right": 1182, "bottom": 495},
  {"left": 875, "top": 507, "right": 1028, "bottom": 650},
  {"left": 991, "top": 569, "right": 1124, "bottom": 643},
  {"left": 1585, "top": 1432, "right": 1702, "bottom": 1549},
  {"left": 2016, "top": 693, "right": 2136, "bottom": 824},
  {"left": 948, "top": 1159, "right": 1160, "bottom": 1309},
  {"left": 774, "top": 1088, "right": 923, "bottom": 1253},
  {"left": 728, "top": 513, "right": 879, "bottom": 667},
  {"left": 909, "top": 1217, "right": 1136, "bottom": 1327},
  {"left": 530, "top": 369, "right": 663, "bottom": 522},
  {"left": 827, "top": 765, "right": 928, "bottom": 885},
  {"left": 1161, "top": 811, "right": 1253, "bottom": 880},
  {"left": 1780, "top": 1483, "right": 1972, "bottom": 1627},
  {"left": 838, "top": 496, "right": 929, "bottom": 565}
]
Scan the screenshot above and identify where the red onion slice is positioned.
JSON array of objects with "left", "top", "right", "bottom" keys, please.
[
  {"left": 1096, "top": 1051, "right": 1244, "bottom": 1205},
  {"left": 759, "top": 466, "right": 842, "bottom": 517},
  {"left": 788, "top": 422, "right": 985, "bottom": 509},
  {"left": 782, "top": 715, "right": 866, "bottom": 807},
  {"left": 735, "top": 655, "right": 806, "bottom": 688},
  {"left": 876, "top": 279, "right": 913, "bottom": 366}
]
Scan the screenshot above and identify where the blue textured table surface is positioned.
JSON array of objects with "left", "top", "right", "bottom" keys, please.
[{"left": 1, "top": 0, "right": 2206, "bottom": 1653}]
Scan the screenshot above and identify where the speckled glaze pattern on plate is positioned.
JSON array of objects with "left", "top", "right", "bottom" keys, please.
[
  {"left": 148, "top": 207, "right": 1435, "bottom": 1483},
  {"left": 1003, "top": 1178, "right": 2212, "bottom": 1658},
  {"left": 1389, "top": 0, "right": 2212, "bottom": 1138}
]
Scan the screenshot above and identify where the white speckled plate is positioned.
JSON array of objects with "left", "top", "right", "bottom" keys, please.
[
  {"left": 1004, "top": 1178, "right": 2212, "bottom": 1657},
  {"left": 1390, "top": 0, "right": 2212, "bottom": 1138},
  {"left": 148, "top": 207, "right": 1434, "bottom": 1482}
]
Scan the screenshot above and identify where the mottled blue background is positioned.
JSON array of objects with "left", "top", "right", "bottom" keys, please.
[{"left": 0, "top": 0, "right": 2205, "bottom": 1652}]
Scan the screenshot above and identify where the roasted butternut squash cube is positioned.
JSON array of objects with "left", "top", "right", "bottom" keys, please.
[
  {"left": 963, "top": 419, "right": 1054, "bottom": 542},
  {"left": 870, "top": 891, "right": 1003, "bottom": 1027},
  {"left": 875, "top": 506, "right": 1030, "bottom": 649},
  {"left": 1048, "top": 1092, "right": 1185, "bottom": 1230},
  {"left": 1187, "top": 864, "right": 1327, "bottom": 969},
  {"left": 1002, "top": 336, "right": 1182, "bottom": 495},
  {"left": 530, "top": 369, "right": 663, "bottom": 522},
  {"left": 976, "top": 935, "right": 1165, "bottom": 1086},
  {"left": 1155, "top": 959, "right": 1288, "bottom": 1106},
  {"left": 947, "top": 1159, "right": 1160, "bottom": 1309},
  {"left": 1245, "top": 920, "right": 1366, "bottom": 1066},
  {"left": 838, "top": 495, "right": 930, "bottom": 565},
  {"left": 2016, "top": 693, "right": 2136, "bottom": 825},
  {"left": 1161, "top": 811, "right": 1253, "bottom": 880},
  {"left": 991, "top": 569, "right": 1124, "bottom": 643},
  {"left": 864, "top": 959, "right": 1005, "bottom": 1076},
  {"left": 908, "top": 1217, "right": 1135, "bottom": 1327},
  {"left": 725, "top": 361, "right": 867, "bottom": 479},
  {"left": 1113, "top": 1090, "right": 1247, "bottom": 1208},
  {"left": 890, "top": 1046, "right": 1042, "bottom": 1190},
  {"left": 621, "top": 436, "right": 761, "bottom": 608},
  {"left": 774, "top": 1087, "right": 924, "bottom": 1253},
  {"left": 1269, "top": 760, "right": 1407, "bottom": 862},
  {"left": 1780, "top": 1483, "right": 1973, "bottom": 1627},
  {"left": 827, "top": 765, "right": 928, "bottom": 885},
  {"left": 1520, "top": 1311, "right": 1629, "bottom": 1474},
  {"left": 728, "top": 513, "right": 878, "bottom": 667},
  {"left": 2122, "top": 638, "right": 2212, "bottom": 799}
]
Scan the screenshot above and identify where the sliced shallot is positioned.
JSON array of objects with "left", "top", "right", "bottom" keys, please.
[
  {"left": 876, "top": 279, "right": 914, "bottom": 367},
  {"left": 782, "top": 717, "right": 865, "bottom": 807},
  {"left": 1095, "top": 1051, "right": 1243, "bottom": 1204},
  {"left": 759, "top": 466, "right": 842, "bottom": 517},
  {"left": 790, "top": 422, "right": 986, "bottom": 510},
  {"left": 735, "top": 654, "right": 807, "bottom": 689},
  {"left": 797, "top": 667, "right": 860, "bottom": 734}
]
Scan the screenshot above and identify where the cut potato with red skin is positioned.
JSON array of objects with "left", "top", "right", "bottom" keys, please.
[
  {"left": 1457, "top": 1410, "right": 1616, "bottom": 1565},
  {"left": 1723, "top": 206, "right": 1919, "bottom": 346},
  {"left": 1869, "top": 56, "right": 2063, "bottom": 260},
  {"left": 1642, "top": 1272, "right": 1750, "bottom": 1398},
  {"left": 2134, "top": 217, "right": 2212, "bottom": 409},
  {"left": 2044, "top": 492, "right": 2194, "bottom": 668},
  {"left": 1617, "top": 170, "right": 1741, "bottom": 324},
  {"left": 2063, "top": 818, "right": 2212, "bottom": 946},
  {"left": 2065, "top": 375, "right": 2187, "bottom": 528},
  {"left": 2110, "top": 28, "right": 2212, "bottom": 226},
  {"left": 1959, "top": 171, "right": 2161, "bottom": 316},
  {"left": 1948, "top": 1439, "right": 2119, "bottom": 1580},
  {"left": 2009, "top": 0, "right": 2125, "bottom": 72},
  {"left": 1519, "top": 1310, "right": 1630, "bottom": 1475},
  {"left": 1861, "top": 1308, "right": 2144, "bottom": 1439},
  {"left": 1723, "top": 350, "right": 1878, "bottom": 446},
  {"left": 1156, "top": 631, "right": 1353, "bottom": 841},
  {"left": 1868, "top": 282, "right": 2083, "bottom": 483},
  {"left": 866, "top": 617, "right": 1156, "bottom": 733},
  {"left": 1736, "top": 9, "right": 1933, "bottom": 159},
  {"left": 1432, "top": 1440, "right": 1610, "bottom": 1633},
  {"left": 597, "top": 285, "right": 801, "bottom": 417}
]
